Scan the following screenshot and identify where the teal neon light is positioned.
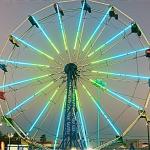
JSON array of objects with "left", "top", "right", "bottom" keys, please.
[
  {"left": 74, "top": 0, "right": 85, "bottom": 49},
  {"left": 82, "top": 84, "right": 121, "bottom": 136},
  {"left": 6, "top": 81, "right": 54, "bottom": 116},
  {"left": 56, "top": 4, "right": 68, "bottom": 50},
  {"left": 0, "top": 59, "right": 49, "bottom": 67},
  {"left": 28, "top": 102, "right": 50, "bottom": 132},
  {"left": 0, "top": 74, "right": 51, "bottom": 89},
  {"left": 92, "top": 71, "right": 150, "bottom": 80},
  {"left": 82, "top": 7, "right": 112, "bottom": 52},
  {"left": 75, "top": 90, "right": 88, "bottom": 148},
  {"left": 91, "top": 79, "right": 143, "bottom": 110},
  {"left": 91, "top": 47, "right": 148, "bottom": 64},
  {"left": 88, "top": 24, "right": 132, "bottom": 57},
  {"left": 12, "top": 35, "right": 54, "bottom": 60},
  {"left": 53, "top": 95, "right": 65, "bottom": 150},
  {"left": 108, "top": 89, "right": 143, "bottom": 110},
  {"left": 32, "top": 16, "right": 60, "bottom": 54},
  {"left": 28, "top": 88, "right": 59, "bottom": 133}
]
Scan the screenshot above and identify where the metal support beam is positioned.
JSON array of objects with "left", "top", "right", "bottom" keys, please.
[{"left": 60, "top": 63, "right": 85, "bottom": 150}]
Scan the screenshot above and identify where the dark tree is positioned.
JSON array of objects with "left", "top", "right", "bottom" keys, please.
[
  {"left": 40, "top": 134, "right": 46, "bottom": 143},
  {"left": 0, "top": 130, "right": 3, "bottom": 138},
  {"left": 13, "top": 132, "right": 20, "bottom": 141},
  {"left": 13, "top": 132, "right": 19, "bottom": 137}
]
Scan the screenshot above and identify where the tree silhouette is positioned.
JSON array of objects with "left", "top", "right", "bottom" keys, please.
[
  {"left": 40, "top": 134, "right": 46, "bottom": 143},
  {"left": 0, "top": 130, "right": 3, "bottom": 138}
]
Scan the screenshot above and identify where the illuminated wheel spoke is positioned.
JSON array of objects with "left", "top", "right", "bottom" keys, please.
[
  {"left": 87, "top": 25, "right": 107, "bottom": 55},
  {"left": 91, "top": 47, "right": 148, "bottom": 64},
  {"left": 74, "top": 0, "right": 85, "bottom": 50},
  {"left": 82, "top": 7, "right": 111, "bottom": 52},
  {"left": 100, "top": 36, "right": 126, "bottom": 56},
  {"left": 92, "top": 55, "right": 144, "bottom": 71},
  {"left": 75, "top": 90, "right": 89, "bottom": 148},
  {"left": 0, "top": 59, "right": 49, "bottom": 68},
  {"left": 12, "top": 35, "right": 54, "bottom": 60},
  {"left": 81, "top": 83, "right": 121, "bottom": 136},
  {"left": 31, "top": 16, "right": 60, "bottom": 54},
  {"left": 81, "top": 73, "right": 145, "bottom": 85},
  {"left": 6, "top": 81, "right": 54, "bottom": 116},
  {"left": 0, "top": 74, "right": 52, "bottom": 89},
  {"left": 88, "top": 24, "right": 132, "bottom": 57},
  {"left": 90, "top": 79, "right": 143, "bottom": 110},
  {"left": 106, "top": 89, "right": 143, "bottom": 110},
  {"left": 91, "top": 70, "right": 150, "bottom": 81},
  {"left": 56, "top": 4, "right": 68, "bottom": 50},
  {"left": 28, "top": 87, "right": 59, "bottom": 133},
  {"left": 54, "top": 94, "right": 65, "bottom": 150},
  {"left": 55, "top": 4, "right": 72, "bottom": 63},
  {"left": 75, "top": 13, "right": 86, "bottom": 62}
]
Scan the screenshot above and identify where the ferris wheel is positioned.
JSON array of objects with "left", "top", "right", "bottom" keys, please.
[{"left": 0, "top": 0, "right": 150, "bottom": 149}]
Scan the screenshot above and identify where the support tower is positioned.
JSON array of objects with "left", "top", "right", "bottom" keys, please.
[{"left": 60, "top": 63, "right": 85, "bottom": 150}]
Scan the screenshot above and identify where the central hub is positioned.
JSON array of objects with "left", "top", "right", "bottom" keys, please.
[{"left": 64, "top": 63, "right": 77, "bottom": 76}]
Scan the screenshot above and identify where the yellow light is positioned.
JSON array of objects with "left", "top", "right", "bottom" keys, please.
[
  {"left": 71, "top": 148, "right": 77, "bottom": 150},
  {"left": 1, "top": 141, "right": 5, "bottom": 150}
]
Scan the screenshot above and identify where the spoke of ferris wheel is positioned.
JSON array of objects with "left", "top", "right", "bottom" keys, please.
[
  {"left": 32, "top": 16, "right": 60, "bottom": 54},
  {"left": 32, "top": 106, "right": 51, "bottom": 138},
  {"left": 80, "top": 73, "right": 147, "bottom": 86},
  {"left": 78, "top": 25, "right": 107, "bottom": 65},
  {"left": 6, "top": 81, "right": 54, "bottom": 116},
  {"left": 89, "top": 25, "right": 106, "bottom": 52},
  {"left": 12, "top": 35, "right": 54, "bottom": 60},
  {"left": 100, "top": 36, "right": 126, "bottom": 57},
  {"left": 0, "top": 59, "right": 49, "bottom": 68},
  {"left": 81, "top": 33, "right": 122, "bottom": 66},
  {"left": 53, "top": 94, "right": 65, "bottom": 150},
  {"left": 31, "top": 85, "right": 65, "bottom": 139},
  {"left": 28, "top": 87, "right": 59, "bottom": 133},
  {"left": 56, "top": 4, "right": 72, "bottom": 63},
  {"left": 75, "top": 90, "right": 88, "bottom": 148},
  {"left": 74, "top": 0, "right": 85, "bottom": 50},
  {"left": 91, "top": 47, "right": 148, "bottom": 64},
  {"left": 56, "top": 4, "right": 68, "bottom": 50},
  {"left": 82, "top": 7, "right": 111, "bottom": 52},
  {"left": 78, "top": 14, "right": 108, "bottom": 64},
  {"left": 90, "top": 79, "right": 143, "bottom": 110},
  {"left": 81, "top": 83, "right": 121, "bottom": 136},
  {"left": 75, "top": 13, "right": 86, "bottom": 62},
  {"left": 88, "top": 24, "right": 132, "bottom": 57},
  {"left": 91, "top": 71, "right": 150, "bottom": 81},
  {"left": 90, "top": 55, "right": 144, "bottom": 73},
  {"left": 34, "top": 86, "right": 66, "bottom": 138},
  {"left": 0, "top": 74, "right": 53, "bottom": 90}
]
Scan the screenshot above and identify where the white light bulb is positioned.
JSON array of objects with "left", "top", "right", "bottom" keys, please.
[
  {"left": 87, "top": 147, "right": 93, "bottom": 150},
  {"left": 71, "top": 148, "right": 77, "bottom": 150}
]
